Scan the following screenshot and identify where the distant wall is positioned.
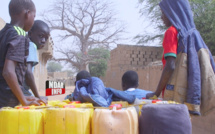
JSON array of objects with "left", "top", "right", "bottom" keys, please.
[
  {"left": 0, "top": 18, "right": 5, "bottom": 29},
  {"left": 102, "top": 44, "right": 163, "bottom": 91},
  {"left": 48, "top": 72, "right": 75, "bottom": 87},
  {"left": 48, "top": 72, "right": 68, "bottom": 80}
]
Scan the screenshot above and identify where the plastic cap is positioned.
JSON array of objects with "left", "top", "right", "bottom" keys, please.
[
  {"left": 16, "top": 106, "right": 30, "bottom": 109},
  {"left": 69, "top": 101, "right": 81, "bottom": 104},
  {"left": 109, "top": 104, "right": 122, "bottom": 109},
  {"left": 152, "top": 99, "right": 162, "bottom": 103},
  {"left": 152, "top": 100, "right": 157, "bottom": 103}
]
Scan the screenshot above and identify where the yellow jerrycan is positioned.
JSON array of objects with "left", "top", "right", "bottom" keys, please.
[
  {"left": 92, "top": 106, "right": 138, "bottom": 134},
  {"left": 47, "top": 100, "right": 61, "bottom": 106},
  {"left": 70, "top": 103, "right": 94, "bottom": 117},
  {"left": 44, "top": 108, "right": 91, "bottom": 134},
  {"left": 0, "top": 109, "right": 19, "bottom": 134},
  {"left": 0, "top": 109, "right": 43, "bottom": 134},
  {"left": 65, "top": 108, "right": 91, "bottom": 134},
  {"left": 18, "top": 109, "right": 43, "bottom": 134}
]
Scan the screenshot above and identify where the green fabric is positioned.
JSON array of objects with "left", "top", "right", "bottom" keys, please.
[
  {"left": 13, "top": 26, "right": 26, "bottom": 36},
  {"left": 164, "top": 53, "right": 177, "bottom": 58}
]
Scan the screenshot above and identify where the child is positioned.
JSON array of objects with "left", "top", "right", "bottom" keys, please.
[
  {"left": 64, "top": 70, "right": 91, "bottom": 101},
  {"left": 146, "top": 10, "right": 177, "bottom": 99},
  {"left": 75, "top": 70, "right": 91, "bottom": 84},
  {"left": 0, "top": 0, "right": 43, "bottom": 108},
  {"left": 122, "top": 70, "right": 152, "bottom": 99},
  {"left": 147, "top": 0, "right": 215, "bottom": 115},
  {"left": 23, "top": 20, "right": 50, "bottom": 103}
]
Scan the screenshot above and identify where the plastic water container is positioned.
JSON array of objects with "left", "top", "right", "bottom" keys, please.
[
  {"left": 92, "top": 107, "right": 138, "bottom": 134},
  {"left": 139, "top": 104, "right": 192, "bottom": 134},
  {"left": 0, "top": 109, "right": 19, "bottom": 134},
  {"left": 70, "top": 103, "right": 94, "bottom": 117},
  {"left": 47, "top": 100, "right": 61, "bottom": 106},
  {"left": 0, "top": 109, "right": 43, "bottom": 134},
  {"left": 18, "top": 109, "right": 43, "bottom": 134},
  {"left": 44, "top": 108, "right": 91, "bottom": 134},
  {"left": 44, "top": 108, "right": 65, "bottom": 134}
]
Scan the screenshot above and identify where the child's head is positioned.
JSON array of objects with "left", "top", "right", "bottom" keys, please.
[
  {"left": 28, "top": 20, "right": 50, "bottom": 49},
  {"left": 75, "top": 70, "right": 91, "bottom": 85},
  {"left": 161, "top": 10, "right": 171, "bottom": 27},
  {"left": 121, "top": 70, "right": 139, "bottom": 91},
  {"left": 9, "top": 0, "right": 36, "bottom": 31}
]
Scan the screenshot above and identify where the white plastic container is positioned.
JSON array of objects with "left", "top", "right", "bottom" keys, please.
[{"left": 92, "top": 107, "right": 138, "bottom": 134}]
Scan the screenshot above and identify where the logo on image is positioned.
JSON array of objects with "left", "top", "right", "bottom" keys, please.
[{"left": 46, "top": 81, "right": 65, "bottom": 96}]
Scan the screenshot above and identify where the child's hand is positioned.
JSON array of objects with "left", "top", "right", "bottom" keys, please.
[
  {"left": 24, "top": 96, "right": 46, "bottom": 106},
  {"left": 26, "top": 100, "right": 41, "bottom": 106},
  {"left": 40, "top": 96, "right": 48, "bottom": 101},
  {"left": 24, "top": 98, "right": 41, "bottom": 106},
  {"left": 25, "top": 96, "right": 37, "bottom": 101},
  {"left": 38, "top": 96, "right": 48, "bottom": 105}
]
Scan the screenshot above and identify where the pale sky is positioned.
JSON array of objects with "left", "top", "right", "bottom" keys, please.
[{"left": 0, "top": 0, "right": 154, "bottom": 46}]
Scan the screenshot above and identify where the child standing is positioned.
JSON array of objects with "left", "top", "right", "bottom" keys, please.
[
  {"left": 147, "top": 0, "right": 215, "bottom": 115},
  {"left": 0, "top": 0, "right": 43, "bottom": 107},
  {"left": 23, "top": 20, "right": 50, "bottom": 103},
  {"left": 146, "top": 11, "right": 177, "bottom": 99},
  {"left": 122, "top": 70, "right": 152, "bottom": 99}
]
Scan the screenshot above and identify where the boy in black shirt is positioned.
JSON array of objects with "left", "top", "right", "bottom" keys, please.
[{"left": 0, "top": 0, "right": 45, "bottom": 107}]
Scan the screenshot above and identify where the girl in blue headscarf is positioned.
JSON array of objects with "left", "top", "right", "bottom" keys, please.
[{"left": 147, "top": 0, "right": 215, "bottom": 115}]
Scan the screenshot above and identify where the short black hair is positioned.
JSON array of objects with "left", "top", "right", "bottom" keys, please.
[
  {"left": 30, "top": 20, "right": 50, "bottom": 32},
  {"left": 76, "top": 70, "right": 91, "bottom": 81},
  {"left": 122, "top": 70, "right": 138, "bottom": 88},
  {"left": 9, "top": 0, "right": 35, "bottom": 16}
]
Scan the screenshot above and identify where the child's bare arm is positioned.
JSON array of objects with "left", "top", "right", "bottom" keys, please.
[
  {"left": 146, "top": 56, "right": 176, "bottom": 98},
  {"left": 3, "top": 59, "right": 40, "bottom": 106},
  {"left": 25, "top": 63, "right": 47, "bottom": 104},
  {"left": 25, "top": 62, "right": 40, "bottom": 97}
]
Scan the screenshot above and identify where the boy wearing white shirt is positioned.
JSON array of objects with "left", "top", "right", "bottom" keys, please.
[{"left": 122, "top": 70, "right": 152, "bottom": 99}]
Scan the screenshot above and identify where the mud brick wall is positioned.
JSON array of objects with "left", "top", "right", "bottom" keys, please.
[
  {"left": 110, "top": 45, "right": 162, "bottom": 69},
  {"left": 102, "top": 44, "right": 163, "bottom": 91}
]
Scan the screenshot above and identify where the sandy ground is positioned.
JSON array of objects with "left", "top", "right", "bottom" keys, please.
[{"left": 38, "top": 86, "right": 75, "bottom": 101}]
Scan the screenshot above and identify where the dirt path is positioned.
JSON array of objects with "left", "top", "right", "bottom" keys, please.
[{"left": 38, "top": 86, "right": 75, "bottom": 101}]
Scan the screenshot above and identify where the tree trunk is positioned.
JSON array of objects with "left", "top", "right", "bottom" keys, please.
[{"left": 79, "top": 63, "right": 89, "bottom": 72}]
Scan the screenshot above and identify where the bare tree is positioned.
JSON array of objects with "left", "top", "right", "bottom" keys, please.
[{"left": 42, "top": 0, "right": 124, "bottom": 71}]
